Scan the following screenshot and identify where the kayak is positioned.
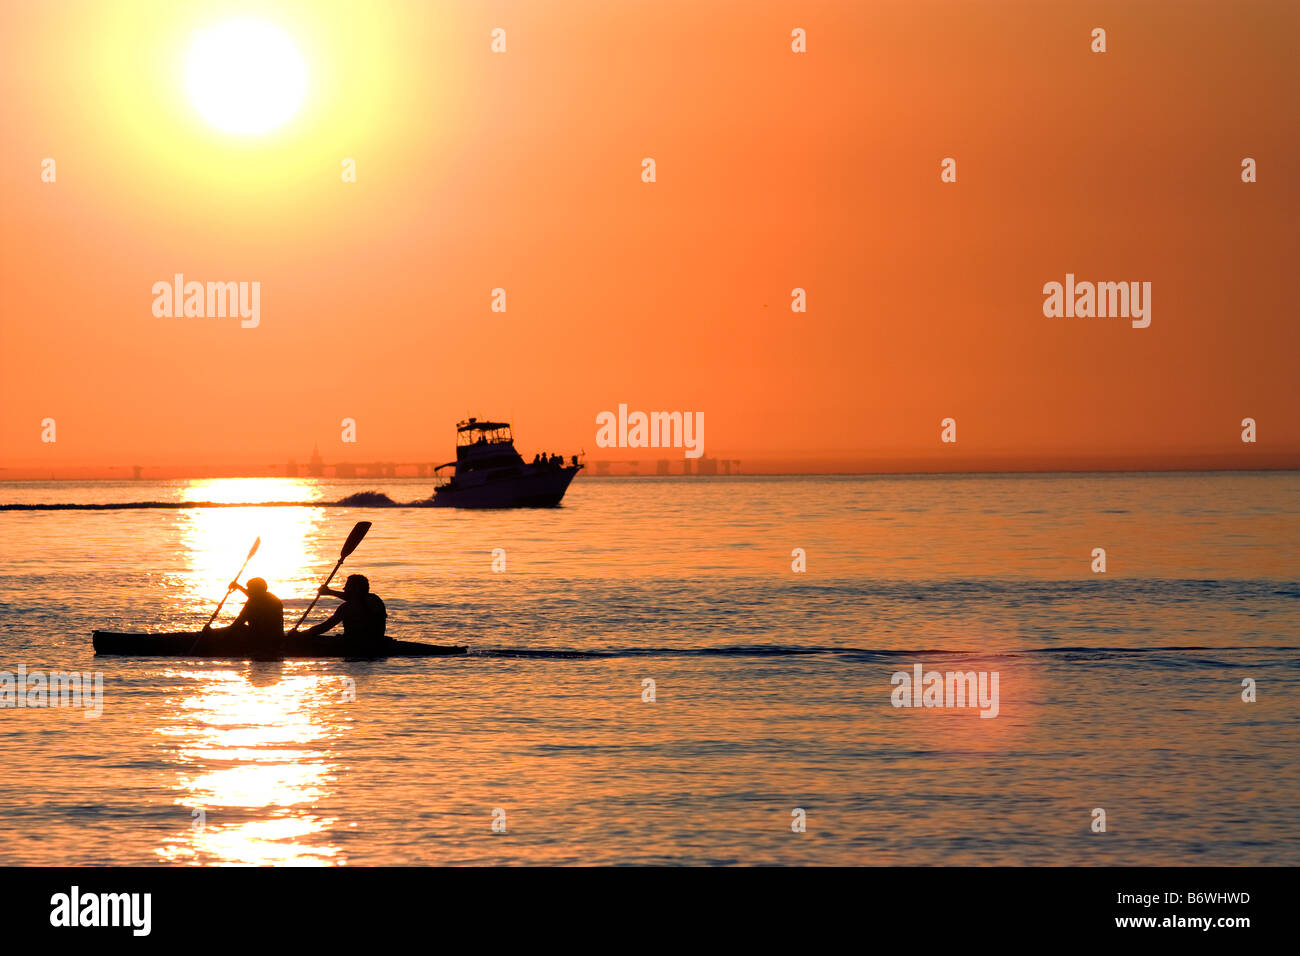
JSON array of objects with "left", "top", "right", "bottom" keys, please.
[{"left": 92, "top": 630, "right": 468, "bottom": 659}]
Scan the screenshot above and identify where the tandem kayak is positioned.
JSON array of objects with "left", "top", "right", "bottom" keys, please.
[{"left": 92, "top": 630, "right": 468, "bottom": 659}]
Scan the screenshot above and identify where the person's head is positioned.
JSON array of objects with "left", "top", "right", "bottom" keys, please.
[
  {"left": 343, "top": 574, "right": 370, "bottom": 598},
  {"left": 246, "top": 577, "right": 268, "bottom": 595}
]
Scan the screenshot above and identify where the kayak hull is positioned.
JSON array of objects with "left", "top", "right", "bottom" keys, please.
[{"left": 92, "top": 630, "right": 468, "bottom": 659}]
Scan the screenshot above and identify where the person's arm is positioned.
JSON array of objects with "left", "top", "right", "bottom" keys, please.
[
  {"left": 203, "top": 581, "right": 249, "bottom": 631},
  {"left": 287, "top": 589, "right": 342, "bottom": 635},
  {"left": 303, "top": 607, "right": 343, "bottom": 637}
]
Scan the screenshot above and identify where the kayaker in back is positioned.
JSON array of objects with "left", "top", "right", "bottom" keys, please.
[
  {"left": 299, "top": 573, "right": 387, "bottom": 646},
  {"left": 206, "top": 577, "right": 284, "bottom": 647}
]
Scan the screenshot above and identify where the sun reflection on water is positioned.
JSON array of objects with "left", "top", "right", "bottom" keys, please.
[
  {"left": 156, "top": 664, "right": 348, "bottom": 866},
  {"left": 176, "top": 478, "right": 325, "bottom": 620}
]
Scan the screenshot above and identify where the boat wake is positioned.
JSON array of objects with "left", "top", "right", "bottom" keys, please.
[
  {"left": 0, "top": 491, "right": 428, "bottom": 511},
  {"left": 467, "top": 643, "right": 1300, "bottom": 661}
]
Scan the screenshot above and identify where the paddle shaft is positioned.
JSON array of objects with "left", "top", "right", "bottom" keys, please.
[
  {"left": 291, "top": 521, "right": 371, "bottom": 631},
  {"left": 203, "top": 552, "right": 257, "bottom": 629},
  {"left": 289, "top": 556, "right": 340, "bottom": 632},
  {"left": 292, "top": 557, "right": 346, "bottom": 630},
  {"left": 191, "top": 538, "right": 261, "bottom": 653}
]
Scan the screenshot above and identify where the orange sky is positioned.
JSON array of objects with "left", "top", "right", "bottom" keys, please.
[{"left": 1, "top": 0, "right": 1297, "bottom": 477}]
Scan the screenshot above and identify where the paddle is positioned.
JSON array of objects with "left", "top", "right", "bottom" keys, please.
[
  {"left": 290, "top": 521, "right": 372, "bottom": 632},
  {"left": 190, "top": 536, "right": 261, "bottom": 652}
]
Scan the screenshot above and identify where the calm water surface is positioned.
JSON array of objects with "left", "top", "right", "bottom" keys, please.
[{"left": 0, "top": 473, "right": 1296, "bottom": 865}]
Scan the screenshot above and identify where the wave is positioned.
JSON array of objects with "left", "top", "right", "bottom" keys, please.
[{"left": 0, "top": 491, "right": 429, "bottom": 511}]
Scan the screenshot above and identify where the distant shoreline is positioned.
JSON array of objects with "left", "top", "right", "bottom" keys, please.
[{"left": 0, "top": 465, "right": 1298, "bottom": 484}]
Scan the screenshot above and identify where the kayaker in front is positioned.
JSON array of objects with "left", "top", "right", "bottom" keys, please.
[
  {"left": 293, "top": 574, "right": 388, "bottom": 652},
  {"left": 201, "top": 576, "right": 284, "bottom": 658}
]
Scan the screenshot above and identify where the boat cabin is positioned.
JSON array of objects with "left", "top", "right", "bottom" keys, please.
[
  {"left": 438, "top": 418, "right": 524, "bottom": 474},
  {"left": 457, "top": 418, "right": 513, "bottom": 448}
]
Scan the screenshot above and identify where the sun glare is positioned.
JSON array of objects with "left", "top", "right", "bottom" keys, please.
[{"left": 186, "top": 19, "right": 307, "bottom": 135}]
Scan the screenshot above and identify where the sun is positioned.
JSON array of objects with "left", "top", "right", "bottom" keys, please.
[{"left": 186, "top": 19, "right": 307, "bottom": 135}]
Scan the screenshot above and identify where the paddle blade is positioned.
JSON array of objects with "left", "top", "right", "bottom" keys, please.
[
  {"left": 339, "top": 521, "right": 372, "bottom": 559},
  {"left": 248, "top": 536, "right": 261, "bottom": 559}
]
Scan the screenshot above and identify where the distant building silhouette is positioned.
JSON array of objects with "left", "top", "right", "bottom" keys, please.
[{"left": 308, "top": 443, "right": 324, "bottom": 478}]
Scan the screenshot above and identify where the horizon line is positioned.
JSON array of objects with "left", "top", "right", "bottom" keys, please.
[{"left": 1, "top": 463, "right": 1298, "bottom": 481}]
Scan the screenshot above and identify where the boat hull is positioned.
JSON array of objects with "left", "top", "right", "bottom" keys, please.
[
  {"left": 92, "top": 630, "right": 467, "bottom": 659},
  {"left": 432, "top": 464, "right": 579, "bottom": 508}
]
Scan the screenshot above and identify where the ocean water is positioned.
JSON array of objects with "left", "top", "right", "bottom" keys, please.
[{"left": 0, "top": 473, "right": 1296, "bottom": 865}]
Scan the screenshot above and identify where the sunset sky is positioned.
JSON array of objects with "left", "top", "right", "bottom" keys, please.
[{"left": 1, "top": 0, "right": 1297, "bottom": 477}]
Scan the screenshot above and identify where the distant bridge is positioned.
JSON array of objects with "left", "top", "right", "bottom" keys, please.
[
  {"left": 280, "top": 461, "right": 445, "bottom": 479},
  {"left": 118, "top": 458, "right": 741, "bottom": 480},
  {"left": 581, "top": 457, "right": 740, "bottom": 477},
  {"left": 279, "top": 458, "right": 741, "bottom": 479}
]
